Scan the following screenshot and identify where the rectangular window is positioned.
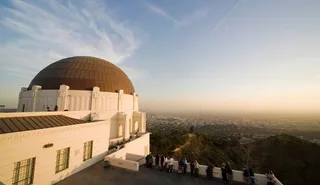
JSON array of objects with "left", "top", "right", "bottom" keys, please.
[
  {"left": 55, "top": 147, "right": 70, "bottom": 173},
  {"left": 12, "top": 157, "right": 36, "bottom": 185},
  {"left": 83, "top": 141, "right": 93, "bottom": 161}
]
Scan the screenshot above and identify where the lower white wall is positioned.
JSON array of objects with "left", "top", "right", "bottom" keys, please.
[
  {"left": 106, "top": 133, "right": 150, "bottom": 160},
  {"left": 125, "top": 153, "right": 146, "bottom": 165},
  {"left": 104, "top": 157, "right": 139, "bottom": 171},
  {"left": 0, "top": 120, "right": 111, "bottom": 185},
  {"left": 104, "top": 133, "right": 149, "bottom": 171}
]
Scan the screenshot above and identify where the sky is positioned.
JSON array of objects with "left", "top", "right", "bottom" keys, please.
[{"left": 0, "top": 0, "right": 320, "bottom": 114}]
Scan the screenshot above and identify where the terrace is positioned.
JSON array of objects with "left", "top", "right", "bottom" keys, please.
[{"left": 56, "top": 161, "right": 243, "bottom": 185}]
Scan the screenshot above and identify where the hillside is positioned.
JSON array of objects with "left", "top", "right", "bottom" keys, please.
[
  {"left": 250, "top": 134, "right": 320, "bottom": 185},
  {"left": 150, "top": 130, "right": 320, "bottom": 185}
]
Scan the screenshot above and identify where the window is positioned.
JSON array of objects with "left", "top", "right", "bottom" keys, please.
[
  {"left": 83, "top": 141, "right": 93, "bottom": 161},
  {"left": 12, "top": 157, "right": 36, "bottom": 185},
  {"left": 55, "top": 147, "right": 70, "bottom": 173}
]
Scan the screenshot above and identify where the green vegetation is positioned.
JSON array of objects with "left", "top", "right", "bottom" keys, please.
[{"left": 150, "top": 128, "right": 320, "bottom": 185}]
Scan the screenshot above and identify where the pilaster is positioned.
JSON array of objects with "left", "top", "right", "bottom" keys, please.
[
  {"left": 31, "top": 85, "right": 42, "bottom": 112},
  {"left": 117, "top": 89, "right": 124, "bottom": 112},
  {"left": 140, "top": 112, "right": 146, "bottom": 133},
  {"left": 133, "top": 93, "right": 139, "bottom": 111},
  {"left": 57, "top": 85, "right": 69, "bottom": 111},
  {"left": 91, "top": 86, "right": 100, "bottom": 111}
]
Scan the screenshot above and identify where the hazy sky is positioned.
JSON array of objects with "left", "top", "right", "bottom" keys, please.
[{"left": 0, "top": 0, "right": 319, "bottom": 113}]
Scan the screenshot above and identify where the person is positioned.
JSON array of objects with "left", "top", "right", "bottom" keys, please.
[
  {"left": 266, "top": 171, "right": 276, "bottom": 185},
  {"left": 155, "top": 154, "right": 160, "bottom": 170},
  {"left": 160, "top": 154, "right": 165, "bottom": 171},
  {"left": 183, "top": 158, "right": 188, "bottom": 174},
  {"left": 194, "top": 160, "right": 199, "bottom": 177},
  {"left": 248, "top": 168, "right": 256, "bottom": 185},
  {"left": 178, "top": 159, "right": 184, "bottom": 174},
  {"left": 190, "top": 160, "right": 194, "bottom": 176},
  {"left": 243, "top": 166, "right": 249, "bottom": 183},
  {"left": 164, "top": 156, "right": 168, "bottom": 171},
  {"left": 145, "top": 153, "right": 153, "bottom": 168},
  {"left": 226, "top": 162, "right": 233, "bottom": 184},
  {"left": 206, "top": 162, "right": 214, "bottom": 180},
  {"left": 168, "top": 156, "right": 174, "bottom": 173},
  {"left": 221, "top": 163, "right": 227, "bottom": 184}
]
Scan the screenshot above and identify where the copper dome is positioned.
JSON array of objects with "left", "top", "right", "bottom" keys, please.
[{"left": 28, "top": 56, "right": 135, "bottom": 94}]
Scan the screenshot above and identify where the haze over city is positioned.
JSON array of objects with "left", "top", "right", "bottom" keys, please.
[{"left": 1, "top": 0, "right": 320, "bottom": 114}]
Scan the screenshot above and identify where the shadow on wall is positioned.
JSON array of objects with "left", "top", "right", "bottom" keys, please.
[
  {"left": 50, "top": 152, "right": 107, "bottom": 185},
  {"left": 0, "top": 182, "right": 4, "bottom": 185}
]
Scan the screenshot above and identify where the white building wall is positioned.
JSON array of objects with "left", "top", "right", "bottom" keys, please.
[
  {"left": 0, "top": 120, "right": 111, "bottom": 185},
  {"left": 67, "top": 90, "right": 92, "bottom": 111},
  {"left": 99, "top": 92, "right": 118, "bottom": 112},
  {"left": 35, "top": 90, "right": 59, "bottom": 111},
  {"left": 17, "top": 86, "right": 138, "bottom": 114},
  {"left": 122, "top": 94, "right": 133, "bottom": 113}
]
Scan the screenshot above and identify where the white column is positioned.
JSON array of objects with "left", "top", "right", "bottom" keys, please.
[
  {"left": 133, "top": 93, "right": 139, "bottom": 111},
  {"left": 31, "top": 85, "right": 42, "bottom": 112},
  {"left": 140, "top": 112, "right": 146, "bottom": 133},
  {"left": 91, "top": 86, "right": 100, "bottom": 111},
  {"left": 117, "top": 89, "right": 124, "bottom": 112},
  {"left": 57, "top": 85, "right": 69, "bottom": 111}
]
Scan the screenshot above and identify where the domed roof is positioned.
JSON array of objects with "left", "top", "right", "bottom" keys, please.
[{"left": 28, "top": 56, "right": 135, "bottom": 94}]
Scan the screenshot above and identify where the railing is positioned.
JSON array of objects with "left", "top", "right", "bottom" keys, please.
[{"left": 151, "top": 158, "right": 283, "bottom": 185}]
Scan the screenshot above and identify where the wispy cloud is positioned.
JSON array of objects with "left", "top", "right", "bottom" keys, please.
[
  {"left": 212, "top": 0, "right": 242, "bottom": 33},
  {"left": 144, "top": 1, "right": 207, "bottom": 26},
  {"left": 0, "top": 0, "right": 140, "bottom": 80},
  {"left": 144, "top": 1, "right": 179, "bottom": 24}
]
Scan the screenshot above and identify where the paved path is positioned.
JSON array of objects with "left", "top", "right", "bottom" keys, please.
[{"left": 56, "top": 161, "right": 244, "bottom": 185}]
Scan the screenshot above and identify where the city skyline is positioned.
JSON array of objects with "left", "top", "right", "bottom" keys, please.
[{"left": 1, "top": 0, "right": 320, "bottom": 113}]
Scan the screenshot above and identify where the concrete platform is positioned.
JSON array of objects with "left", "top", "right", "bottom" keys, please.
[{"left": 55, "top": 161, "right": 244, "bottom": 185}]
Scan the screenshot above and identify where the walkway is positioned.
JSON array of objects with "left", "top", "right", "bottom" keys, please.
[{"left": 56, "top": 161, "right": 244, "bottom": 185}]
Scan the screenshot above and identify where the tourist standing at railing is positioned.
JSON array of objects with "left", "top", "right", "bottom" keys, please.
[
  {"left": 168, "top": 156, "right": 174, "bottom": 173},
  {"left": 266, "top": 171, "right": 276, "bottom": 185},
  {"left": 178, "top": 159, "right": 184, "bottom": 174},
  {"left": 190, "top": 160, "right": 194, "bottom": 176},
  {"left": 243, "top": 166, "right": 249, "bottom": 183},
  {"left": 145, "top": 153, "right": 153, "bottom": 168},
  {"left": 155, "top": 154, "right": 160, "bottom": 170},
  {"left": 206, "top": 162, "right": 214, "bottom": 180},
  {"left": 160, "top": 155, "right": 165, "bottom": 171},
  {"left": 164, "top": 156, "right": 168, "bottom": 171},
  {"left": 194, "top": 160, "right": 199, "bottom": 177},
  {"left": 221, "top": 163, "right": 227, "bottom": 183},
  {"left": 248, "top": 168, "right": 256, "bottom": 185},
  {"left": 183, "top": 158, "right": 188, "bottom": 174},
  {"left": 226, "top": 162, "right": 233, "bottom": 184}
]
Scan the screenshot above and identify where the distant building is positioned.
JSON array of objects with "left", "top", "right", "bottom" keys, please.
[{"left": 0, "top": 56, "right": 148, "bottom": 185}]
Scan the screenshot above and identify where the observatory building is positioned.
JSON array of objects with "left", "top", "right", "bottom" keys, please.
[{"left": 0, "top": 56, "right": 149, "bottom": 185}]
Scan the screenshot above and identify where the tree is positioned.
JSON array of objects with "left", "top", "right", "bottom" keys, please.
[{"left": 189, "top": 125, "right": 195, "bottom": 133}]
